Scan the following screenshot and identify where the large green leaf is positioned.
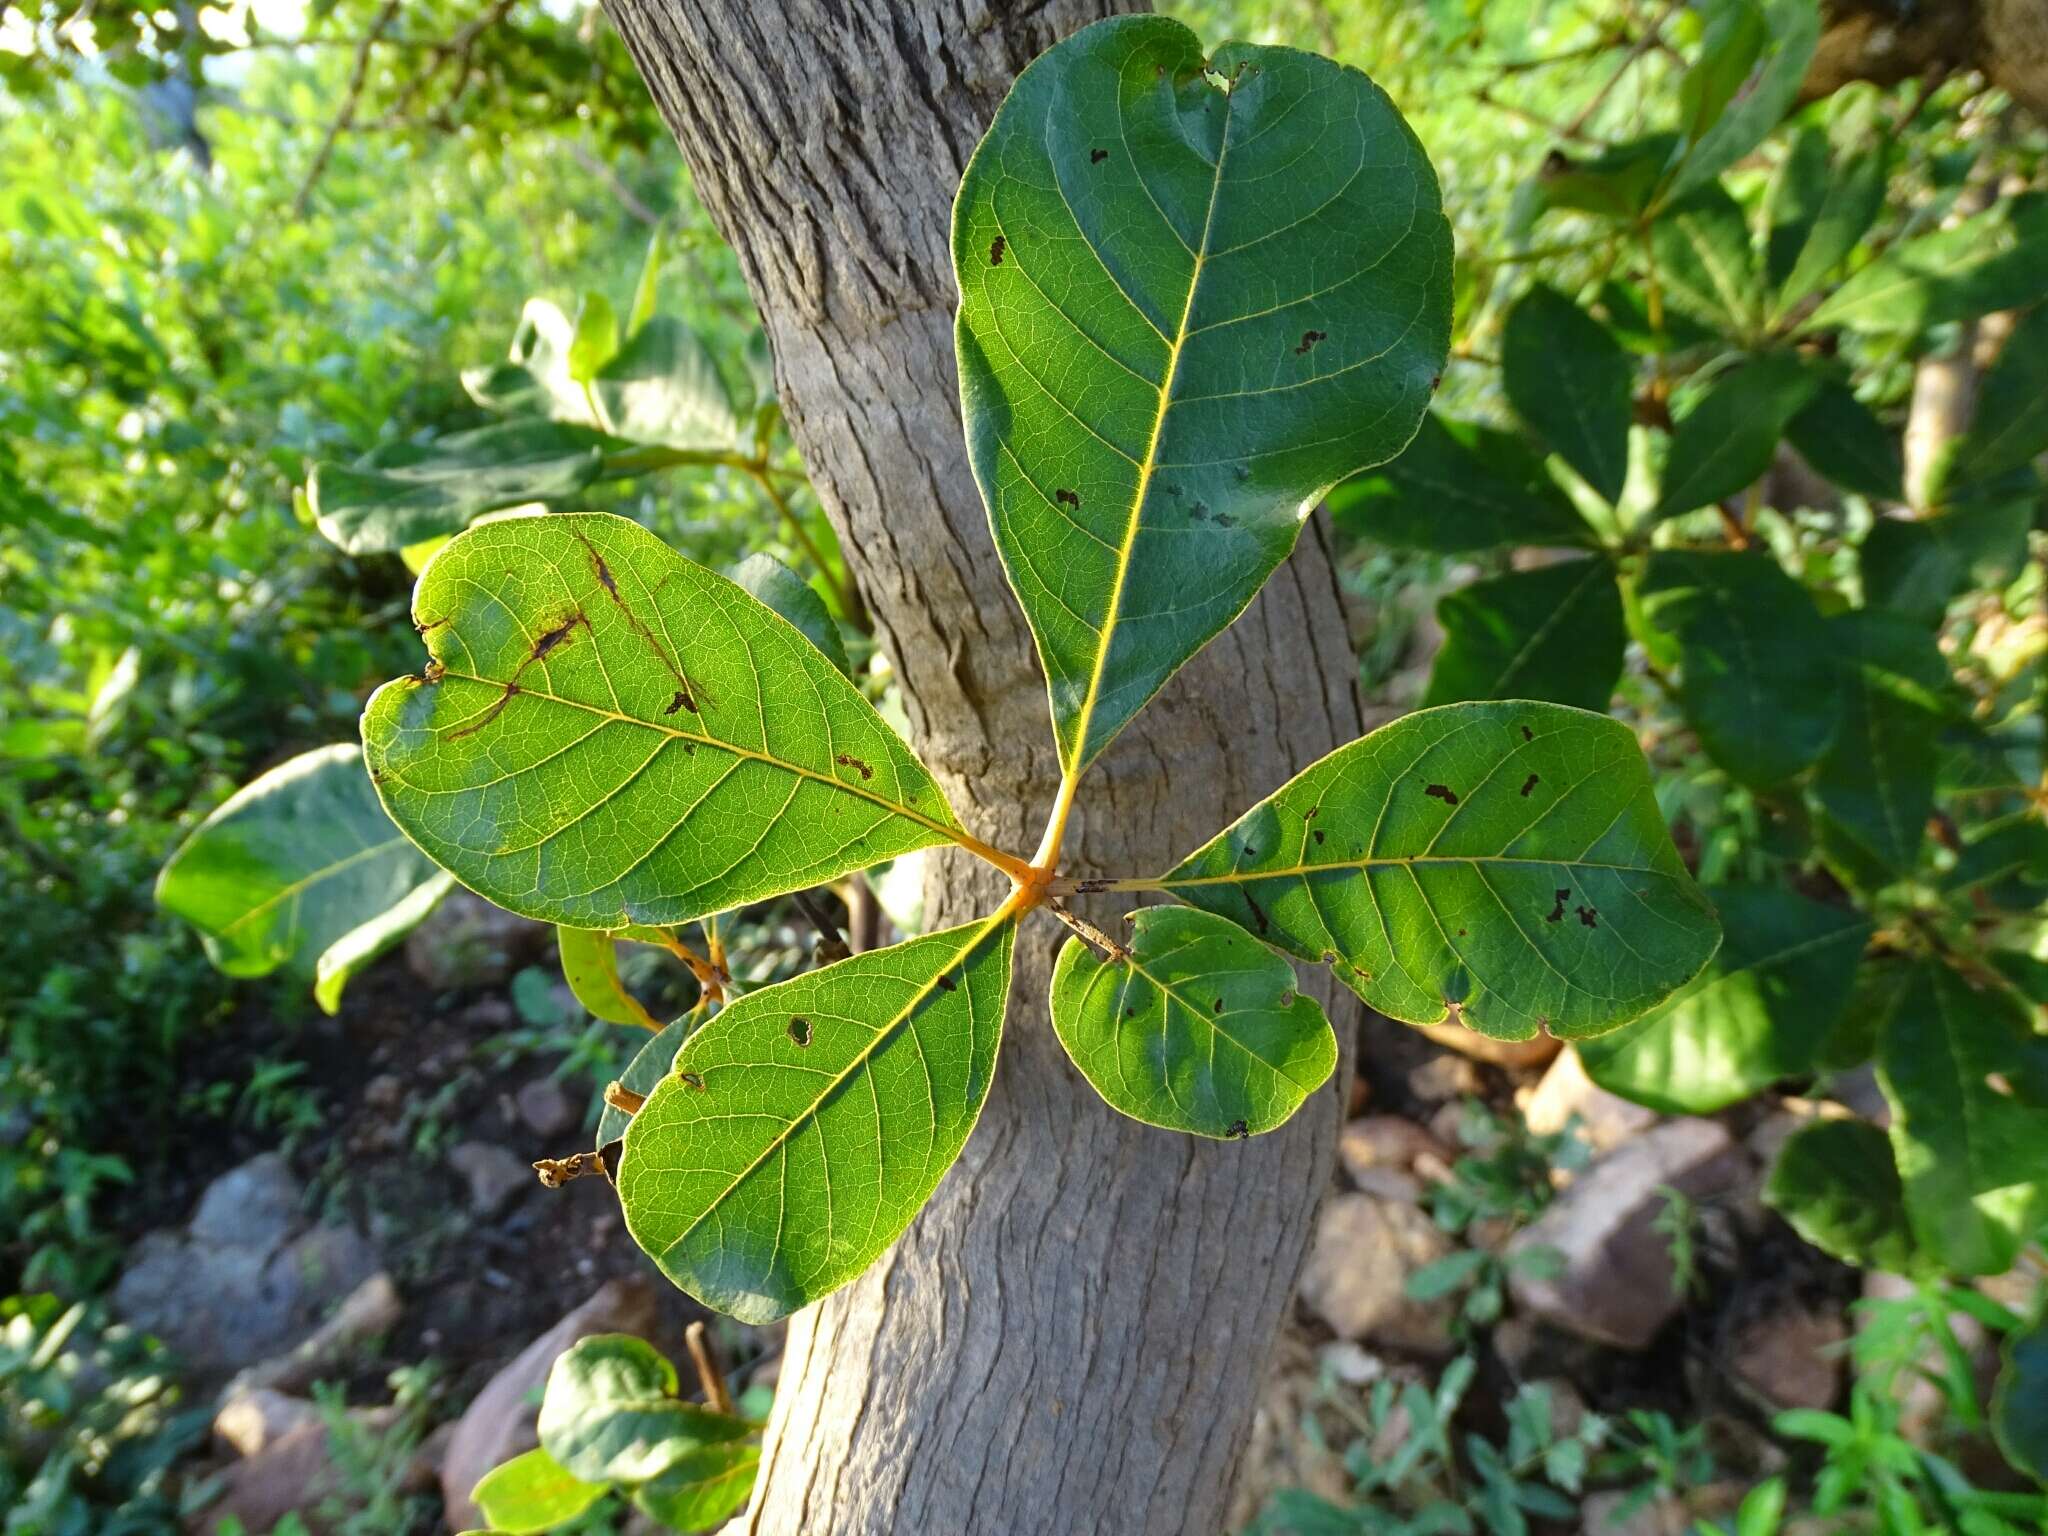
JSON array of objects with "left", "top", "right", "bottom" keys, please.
[
  {"left": 1762, "top": 1117, "right": 1925, "bottom": 1275},
  {"left": 362, "top": 512, "right": 967, "bottom": 930},
  {"left": 1153, "top": 702, "right": 1720, "bottom": 1040},
  {"left": 1802, "top": 193, "right": 2048, "bottom": 336},
  {"left": 1660, "top": 0, "right": 1819, "bottom": 205},
  {"left": 1947, "top": 303, "right": 2048, "bottom": 493},
  {"left": 1878, "top": 960, "right": 2048, "bottom": 1275},
  {"left": 1772, "top": 145, "right": 1887, "bottom": 318},
  {"left": 1326, "top": 414, "right": 1596, "bottom": 554},
  {"left": 470, "top": 1448, "right": 606, "bottom": 1536},
  {"left": 1994, "top": 1318, "right": 2048, "bottom": 1485},
  {"left": 1637, "top": 549, "right": 1839, "bottom": 787},
  {"left": 536, "top": 1335, "right": 750, "bottom": 1484},
  {"left": 619, "top": 916, "right": 1016, "bottom": 1322},
  {"left": 1050, "top": 905, "right": 1335, "bottom": 1139},
  {"left": 156, "top": 744, "right": 453, "bottom": 1015},
  {"left": 1810, "top": 611, "right": 1951, "bottom": 887},
  {"left": 632, "top": 1440, "right": 761, "bottom": 1532},
  {"left": 1784, "top": 378, "right": 1902, "bottom": 502},
  {"left": 1761, "top": 125, "right": 1829, "bottom": 291},
  {"left": 727, "top": 552, "right": 850, "bottom": 677},
  {"left": 1651, "top": 353, "right": 1820, "bottom": 520},
  {"left": 1578, "top": 884, "right": 1869, "bottom": 1114},
  {"left": 1422, "top": 558, "right": 1625, "bottom": 713},
  {"left": 1649, "top": 183, "right": 1761, "bottom": 337},
  {"left": 309, "top": 421, "right": 608, "bottom": 555},
  {"left": 1502, "top": 283, "right": 1633, "bottom": 505},
  {"left": 953, "top": 15, "right": 1452, "bottom": 774}
]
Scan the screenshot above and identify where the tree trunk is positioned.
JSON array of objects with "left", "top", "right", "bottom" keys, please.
[{"left": 599, "top": 1, "right": 1365, "bottom": 1530}]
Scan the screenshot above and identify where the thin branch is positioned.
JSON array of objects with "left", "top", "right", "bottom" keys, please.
[
  {"left": 685, "top": 1321, "right": 737, "bottom": 1416},
  {"left": 1566, "top": 0, "right": 1682, "bottom": 137},
  {"left": 1046, "top": 900, "right": 1129, "bottom": 961},
  {"left": 290, "top": 0, "right": 401, "bottom": 219}
]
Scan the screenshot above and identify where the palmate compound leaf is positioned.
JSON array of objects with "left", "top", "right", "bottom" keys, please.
[
  {"left": 954, "top": 14, "right": 1451, "bottom": 775},
  {"left": 618, "top": 915, "right": 1016, "bottom": 1323},
  {"left": 156, "top": 743, "right": 455, "bottom": 1014},
  {"left": 361, "top": 512, "right": 976, "bottom": 930},
  {"left": 1050, "top": 905, "right": 1336, "bottom": 1139},
  {"left": 1150, "top": 702, "right": 1720, "bottom": 1040}
]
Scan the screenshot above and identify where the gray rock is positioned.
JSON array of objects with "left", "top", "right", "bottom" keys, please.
[
  {"left": 440, "top": 1278, "right": 660, "bottom": 1532},
  {"left": 233, "top": 1271, "right": 402, "bottom": 1396},
  {"left": 189, "top": 1152, "right": 301, "bottom": 1250},
  {"left": 195, "top": 1418, "right": 342, "bottom": 1535},
  {"left": 1298, "top": 1193, "right": 1458, "bottom": 1355},
  {"left": 405, "top": 889, "right": 539, "bottom": 992},
  {"left": 1507, "top": 1118, "right": 1749, "bottom": 1349},
  {"left": 449, "top": 1141, "right": 531, "bottom": 1216},
  {"left": 515, "top": 1078, "right": 578, "bottom": 1140}
]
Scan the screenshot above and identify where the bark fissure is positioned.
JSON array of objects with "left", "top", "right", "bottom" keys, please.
[{"left": 599, "top": 2, "right": 1363, "bottom": 1529}]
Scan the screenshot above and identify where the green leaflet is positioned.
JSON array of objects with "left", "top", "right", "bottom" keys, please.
[
  {"left": 1878, "top": 960, "right": 2048, "bottom": 1275},
  {"left": 1784, "top": 378, "right": 1902, "bottom": 503},
  {"left": 1761, "top": 125, "right": 1829, "bottom": 291},
  {"left": 1994, "top": 1319, "right": 2048, "bottom": 1484},
  {"left": 536, "top": 1335, "right": 751, "bottom": 1484},
  {"left": 557, "top": 925, "right": 659, "bottom": 1030},
  {"left": 727, "top": 551, "right": 851, "bottom": 677},
  {"left": 309, "top": 420, "right": 608, "bottom": 555},
  {"left": 954, "top": 15, "right": 1451, "bottom": 774},
  {"left": 1578, "top": 884, "right": 1870, "bottom": 1115},
  {"left": 1154, "top": 702, "right": 1720, "bottom": 1040},
  {"left": 469, "top": 1447, "right": 606, "bottom": 1536},
  {"left": 1861, "top": 498, "right": 2032, "bottom": 625},
  {"left": 1658, "top": 0, "right": 1818, "bottom": 205},
  {"left": 156, "top": 743, "right": 453, "bottom": 1015},
  {"left": 1422, "top": 557, "right": 1625, "bottom": 713},
  {"left": 619, "top": 916, "right": 1016, "bottom": 1323},
  {"left": 362, "top": 512, "right": 966, "bottom": 930},
  {"left": 1327, "top": 413, "right": 1597, "bottom": 555},
  {"left": 1049, "top": 905, "right": 1336, "bottom": 1139},
  {"left": 1651, "top": 353, "right": 1820, "bottom": 521},
  {"left": 1947, "top": 303, "right": 2048, "bottom": 493},
  {"left": 1772, "top": 145, "right": 1887, "bottom": 318},
  {"left": 632, "top": 1440, "right": 761, "bottom": 1532},
  {"left": 1802, "top": 193, "right": 2048, "bottom": 336},
  {"left": 1648, "top": 183, "right": 1761, "bottom": 337},
  {"left": 1762, "top": 1117, "right": 1924, "bottom": 1276},
  {"left": 1636, "top": 549, "right": 1839, "bottom": 788},
  {"left": 597, "top": 1015, "right": 691, "bottom": 1150},
  {"left": 1502, "top": 283, "right": 1633, "bottom": 505}
]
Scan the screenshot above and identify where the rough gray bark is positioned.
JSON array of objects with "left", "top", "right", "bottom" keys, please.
[{"left": 598, "top": 1, "right": 1365, "bottom": 1531}]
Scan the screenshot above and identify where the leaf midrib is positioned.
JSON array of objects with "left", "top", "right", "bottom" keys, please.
[
  {"left": 1160, "top": 852, "right": 1691, "bottom": 888},
  {"left": 215, "top": 835, "right": 412, "bottom": 938}
]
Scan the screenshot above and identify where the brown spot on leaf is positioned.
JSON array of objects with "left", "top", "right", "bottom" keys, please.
[
  {"left": 1243, "top": 887, "right": 1270, "bottom": 934},
  {"left": 1227, "top": 1119, "right": 1249, "bottom": 1140},
  {"left": 1294, "top": 329, "right": 1326, "bottom": 356},
  {"left": 1520, "top": 773, "right": 1539, "bottom": 797},
  {"left": 1577, "top": 906, "right": 1598, "bottom": 928},
  {"left": 989, "top": 235, "right": 1006, "bottom": 266},
  {"left": 532, "top": 617, "right": 578, "bottom": 661},
  {"left": 935, "top": 973, "right": 957, "bottom": 993},
  {"left": 1212, "top": 997, "right": 1224, "bottom": 1014},
  {"left": 1055, "top": 488, "right": 1081, "bottom": 509},
  {"left": 1425, "top": 784, "right": 1459, "bottom": 806},
  {"left": 679, "top": 1071, "right": 705, "bottom": 1091},
  {"left": 444, "top": 683, "right": 519, "bottom": 742},
  {"left": 835, "top": 753, "right": 874, "bottom": 781},
  {"left": 1521, "top": 724, "right": 1534, "bottom": 741},
  {"left": 1313, "top": 829, "right": 1326, "bottom": 845},
  {"left": 1546, "top": 889, "right": 1569, "bottom": 923},
  {"left": 788, "top": 1017, "right": 812, "bottom": 1047},
  {"left": 422, "top": 661, "right": 445, "bottom": 684},
  {"left": 665, "top": 689, "right": 697, "bottom": 715},
  {"left": 588, "top": 548, "right": 620, "bottom": 598},
  {"left": 1090, "top": 147, "right": 1108, "bottom": 164}
]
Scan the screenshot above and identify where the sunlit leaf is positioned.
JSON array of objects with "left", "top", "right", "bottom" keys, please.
[
  {"left": 1327, "top": 414, "right": 1597, "bottom": 555},
  {"left": 1155, "top": 702, "right": 1720, "bottom": 1040},
  {"left": 363, "top": 512, "right": 968, "bottom": 929},
  {"left": 470, "top": 1447, "right": 606, "bottom": 1536},
  {"left": 1637, "top": 548, "right": 1839, "bottom": 787},
  {"left": 1649, "top": 182, "right": 1760, "bottom": 336},
  {"left": 157, "top": 744, "right": 452, "bottom": 1014},
  {"left": 1761, "top": 124, "right": 1829, "bottom": 290},
  {"left": 1502, "top": 283, "right": 1633, "bottom": 504},
  {"left": 1947, "top": 304, "right": 2048, "bottom": 493},
  {"left": 619, "top": 916, "right": 1016, "bottom": 1322},
  {"left": 1423, "top": 558, "right": 1625, "bottom": 713},
  {"left": 1802, "top": 193, "right": 2048, "bottom": 335},
  {"left": 632, "top": 1439, "right": 761, "bottom": 1532},
  {"left": 1050, "top": 905, "right": 1335, "bottom": 1138},
  {"left": 1579, "top": 884, "right": 1869, "bottom": 1114},
  {"left": 954, "top": 15, "right": 1452, "bottom": 772},
  {"left": 1763, "top": 1117, "right": 1925, "bottom": 1278},
  {"left": 728, "top": 551, "right": 850, "bottom": 677},
  {"left": 1660, "top": 0, "right": 1819, "bottom": 204},
  {"left": 1773, "top": 145, "right": 1887, "bottom": 317},
  {"left": 537, "top": 1335, "right": 749, "bottom": 1484},
  {"left": 558, "top": 925, "right": 659, "bottom": 1030}
]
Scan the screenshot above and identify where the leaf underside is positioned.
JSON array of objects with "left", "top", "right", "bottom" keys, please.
[
  {"left": 618, "top": 917, "right": 1016, "bottom": 1324},
  {"left": 1050, "top": 904, "right": 1336, "bottom": 1138},
  {"left": 955, "top": 14, "right": 1451, "bottom": 774},
  {"left": 361, "top": 511, "right": 961, "bottom": 930},
  {"left": 1156, "top": 701, "right": 1721, "bottom": 1040}
]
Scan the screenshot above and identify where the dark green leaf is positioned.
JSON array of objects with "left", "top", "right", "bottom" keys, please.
[
  {"left": 363, "top": 512, "right": 967, "bottom": 930},
  {"left": 1593, "top": 279, "right": 1722, "bottom": 355},
  {"left": 1502, "top": 283, "right": 1634, "bottom": 504},
  {"left": 1878, "top": 961, "right": 2048, "bottom": 1274},
  {"left": 1784, "top": 379, "right": 1903, "bottom": 502},
  {"left": 632, "top": 1440, "right": 761, "bottom": 1532},
  {"left": 1661, "top": 0, "right": 1819, "bottom": 204},
  {"left": 1945, "top": 814, "right": 2048, "bottom": 901},
  {"left": 1049, "top": 905, "right": 1336, "bottom": 1138},
  {"left": 156, "top": 744, "right": 454, "bottom": 1015},
  {"left": 1156, "top": 701, "right": 1720, "bottom": 1040},
  {"left": 597, "top": 1016, "right": 690, "bottom": 1150},
  {"left": 954, "top": 15, "right": 1452, "bottom": 773},
  {"left": 1994, "top": 1317, "right": 2048, "bottom": 1484},
  {"left": 1762, "top": 126, "right": 1830, "bottom": 290},
  {"left": 1948, "top": 304, "right": 2048, "bottom": 492},
  {"left": 727, "top": 552, "right": 850, "bottom": 678},
  {"left": 536, "top": 1335, "right": 749, "bottom": 1484},
  {"left": 470, "top": 1447, "right": 606, "bottom": 1536},
  {"left": 1637, "top": 549, "right": 1839, "bottom": 787},
  {"left": 1774, "top": 146, "right": 1887, "bottom": 317},
  {"left": 1579, "top": 884, "right": 1870, "bottom": 1114},
  {"left": 1528, "top": 135, "right": 1680, "bottom": 224},
  {"left": 1326, "top": 414, "right": 1597, "bottom": 554},
  {"left": 309, "top": 421, "right": 608, "bottom": 555},
  {"left": 1651, "top": 353, "right": 1820, "bottom": 520},
  {"left": 1861, "top": 499, "right": 2032, "bottom": 624},
  {"left": 1422, "top": 558, "right": 1625, "bottom": 712},
  {"left": 1649, "top": 183, "right": 1761, "bottom": 336},
  {"left": 1802, "top": 193, "right": 2048, "bottom": 336},
  {"left": 1764, "top": 1117, "right": 1925, "bottom": 1276},
  {"left": 619, "top": 916, "right": 1016, "bottom": 1322},
  {"left": 1676, "top": 1, "right": 1766, "bottom": 151}
]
